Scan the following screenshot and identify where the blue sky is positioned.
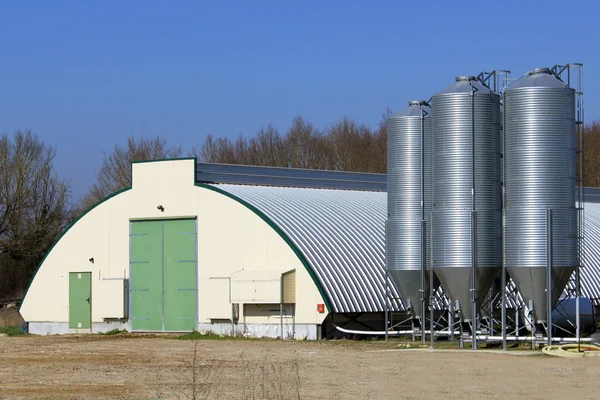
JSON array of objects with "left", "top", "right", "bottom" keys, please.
[{"left": 1, "top": 1, "right": 597, "bottom": 201}]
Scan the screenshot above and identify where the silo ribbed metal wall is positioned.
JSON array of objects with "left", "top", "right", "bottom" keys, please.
[
  {"left": 504, "top": 82, "right": 577, "bottom": 268},
  {"left": 431, "top": 90, "right": 502, "bottom": 268},
  {"left": 386, "top": 105, "right": 431, "bottom": 271},
  {"left": 500, "top": 102, "right": 504, "bottom": 187}
]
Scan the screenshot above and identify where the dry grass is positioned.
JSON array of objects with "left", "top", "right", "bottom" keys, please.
[
  {"left": 240, "top": 351, "right": 301, "bottom": 400},
  {"left": 1, "top": 335, "right": 600, "bottom": 399},
  {"left": 0, "top": 308, "right": 23, "bottom": 328},
  {"left": 151, "top": 341, "right": 303, "bottom": 400}
]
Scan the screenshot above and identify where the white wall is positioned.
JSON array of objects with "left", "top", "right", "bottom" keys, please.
[{"left": 20, "top": 159, "right": 328, "bottom": 331}]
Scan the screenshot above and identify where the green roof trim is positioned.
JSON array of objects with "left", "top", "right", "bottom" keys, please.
[{"left": 195, "top": 182, "right": 334, "bottom": 313}]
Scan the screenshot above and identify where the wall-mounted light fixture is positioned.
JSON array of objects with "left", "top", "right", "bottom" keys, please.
[
  {"left": 89, "top": 257, "right": 94, "bottom": 264},
  {"left": 157, "top": 205, "right": 165, "bottom": 212}
]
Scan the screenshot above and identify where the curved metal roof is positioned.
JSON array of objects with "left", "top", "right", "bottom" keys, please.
[
  {"left": 569, "top": 203, "right": 600, "bottom": 302},
  {"left": 213, "top": 184, "right": 400, "bottom": 313},
  {"left": 213, "top": 183, "right": 600, "bottom": 312}
]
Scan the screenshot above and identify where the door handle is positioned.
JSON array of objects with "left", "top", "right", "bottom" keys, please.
[{"left": 86, "top": 297, "right": 90, "bottom": 303}]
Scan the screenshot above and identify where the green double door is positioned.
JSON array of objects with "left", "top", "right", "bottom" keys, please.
[{"left": 130, "top": 219, "right": 197, "bottom": 332}]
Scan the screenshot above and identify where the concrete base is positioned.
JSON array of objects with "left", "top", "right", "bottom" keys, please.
[
  {"left": 29, "top": 321, "right": 129, "bottom": 335},
  {"left": 29, "top": 322, "right": 69, "bottom": 335},
  {"left": 28, "top": 321, "right": 318, "bottom": 339},
  {"left": 197, "top": 323, "right": 318, "bottom": 340}
]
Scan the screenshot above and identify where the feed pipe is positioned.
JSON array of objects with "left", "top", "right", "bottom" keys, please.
[{"left": 333, "top": 324, "right": 594, "bottom": 343}]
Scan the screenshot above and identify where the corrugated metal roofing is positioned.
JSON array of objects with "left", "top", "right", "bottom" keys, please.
[
  {"left": 568, "top": 203, "right": 600, "bottom": 302},
  {"left": 212, "top": 183, "right": 600, "bottom": 312},
  {"left": 213, "top": 184, "right": 400, "bottom": 313}
]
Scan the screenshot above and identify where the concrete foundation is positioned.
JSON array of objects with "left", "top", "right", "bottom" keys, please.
[
  {"left": 197, "top": 323, "right": 317, "bottom": 340},
  {"left": 27, "top": 321, "right": 318, "bottom": 339}
]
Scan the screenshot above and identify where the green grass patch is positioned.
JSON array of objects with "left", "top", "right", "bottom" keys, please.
[
  {"left": 0, "top": 326, "right": 26, "bottom": 336},
  {"left": 175, "top": 330, "right": 257, "bottom": 341},
  {"left": 97, "top": 329, "right": 128, "bottom": 336}
]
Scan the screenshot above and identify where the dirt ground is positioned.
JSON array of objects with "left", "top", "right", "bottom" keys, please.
[{"left": 1, "top": 334, "right": 599, "bottom": 400}]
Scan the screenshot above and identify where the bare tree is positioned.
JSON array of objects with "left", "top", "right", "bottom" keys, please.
[
  {"left": 192, "top": 111, "right": 395, "bottom": 174},
  {"left": 584, "top": 121, "right": 600, "bottom": 188},
  {"left": 192, "top": 134, "right": 237, "bottom": 164},
  {"left": 0, "top": 130, "right": 70, "bottom": 297},
  {"left": 285, "top": 116, "right": 331, "bottom": 169},
  {"left": 193, "top": 125, "right": 287, "bottom": 167},
  {"left": 371, "top": 107, "right": 392, "bottom": 173},
  {"left": 193, "top": 134, "right": 219, "bottom": 163},
  {"left": 252, "top": 125, "right": 287, "bottom": 167},
  {"left": 327, "top": 117, "right": 375, "bottom": 172},
  {"left": 81, "top": 136, "right": 182, "bottom": 210}
]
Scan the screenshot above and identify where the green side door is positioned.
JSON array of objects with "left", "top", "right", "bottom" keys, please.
[
  {"left": 69, "top": 272, "right": 91, "bottom": 329},
  {"left": 130, "top": 221, "right": 163, "bottom": 331},
  {"left": 163, "top": 219, "right": 197, "bottom": 331}
]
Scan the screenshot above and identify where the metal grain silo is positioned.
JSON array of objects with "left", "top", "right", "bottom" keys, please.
[
  {"left": 386, "top": 100, "right": 432, "bottom": 320},
  {"left": 504, "top": 68, "right": 577, "bottom": 323},
  {"left": 431, "top": 76, "right": 502, "bottom": 322}
]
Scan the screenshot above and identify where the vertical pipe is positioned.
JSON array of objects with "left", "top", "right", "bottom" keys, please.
[
  {"left": 384, "top": 270, "right": 389, "bottom": 342},
  {"left": 411, "top": 299, "right": 416, "bottom": 342},
  {"left": 430, "top": 262, "right": 434, "bottom": 349},
  {"left": 501, "top": 87, "right": 507, "bottom": 352},
  {"left": 420, "top": 104, "right": 426, "bottom": 344},
  {"left": 471, "top": 211, "right": 477, "bottom": 350},
  {"left": 232, "top": 303, "right": 235, "bottom": 336},
  {"left": 515, "top": 307, "right": 519, "bottom": 342},
  {"left": 458, "top": 300, "right": 464, "bottom": 348},
  {"left": 292, "top": 304, "right": 296, "bottom": 340},
  {"left": 577, "top": 270, "right": 581, "bottom": 350},
  {"left": 529, "top": 299, "right": 535, "bottom": 350},
  {"left": 576, "top": 64, "right": 584, "bottom": 351},
  {"left": 493, "top": 71, "right": 498, "bottom": 93},
  {"left": 280, "top": 302, "right": 283, "bottom": 340},
  {"left": 421, "top": 224, "right": 426, "bottom": 344},
  {"left": 449, "top": 299, "right": 454, "bottom": 342},
  {"left": 547, "top": 209, "right": 553, "bottom": 346},
  {"left": 470, "top": 82, "right": 477, "bottom": 350},
  {"left": 501, "top": 263, "right": 507, "bottom": 351},
  {"left": 489, "top": 287, "right": 494, "bottom": 336}
]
